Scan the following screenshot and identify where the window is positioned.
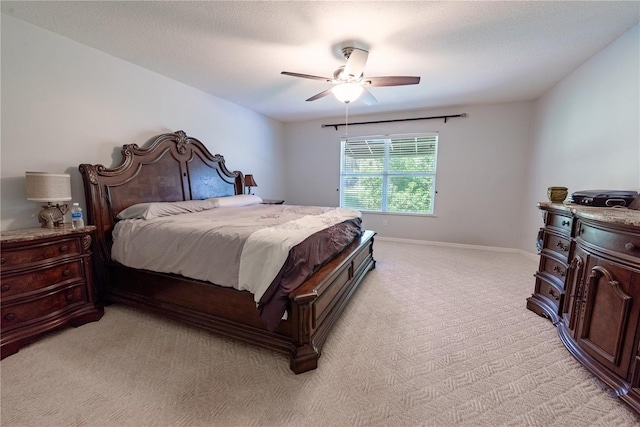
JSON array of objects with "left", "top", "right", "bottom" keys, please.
[{"left": 340, "top": 133, "right": 438, "bottom": 214}]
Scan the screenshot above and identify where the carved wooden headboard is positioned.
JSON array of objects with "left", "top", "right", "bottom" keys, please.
[{"left": 79, "top": 130, "right": 243, "bottom": 265}]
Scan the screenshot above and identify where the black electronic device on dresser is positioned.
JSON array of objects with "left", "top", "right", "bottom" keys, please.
[{"left": 570, "top": 190, "right": 638, "bottom": 207}]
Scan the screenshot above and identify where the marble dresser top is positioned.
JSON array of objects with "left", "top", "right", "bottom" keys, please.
[
  {"left": 1, "top": 224, "right": 96, "bottom": 243},
  {"left": 538, "top": 202, "right": 640, "bottom": 227}
]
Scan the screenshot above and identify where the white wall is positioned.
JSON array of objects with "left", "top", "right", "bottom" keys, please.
[
  {"left": 521, "top": 23, "right": 640, "bottom": 253},
  {"left": 283, "top": 102, "right": 533, "bottom": 248},
  {"left": 1, "top": 15, "right": 286, "bottom": 231}
]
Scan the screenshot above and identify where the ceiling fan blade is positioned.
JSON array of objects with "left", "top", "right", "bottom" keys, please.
[
  {"left": 281, "top": 71, "right": 332, "bottom": 82},
  {"left": 360, "top": 88, "right": 377, "bottom": 105},
  {"left": 306, "top": 88, "right": 333, "bottom": 102},
  {"left": 343, "top": 48, "right": 368, "bottom": 79},
  {"left": 364, "top": 76, "right": 421, "bottom": 87}
]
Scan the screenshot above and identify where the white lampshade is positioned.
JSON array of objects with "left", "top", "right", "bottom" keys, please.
[
  {"left": 332, "top": 83, "right": 364, "bottom": 103},
  {"left": 25, "top": 172, "right": 72, "bottom": 202}
]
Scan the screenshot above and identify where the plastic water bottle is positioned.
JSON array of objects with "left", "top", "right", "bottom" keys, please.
[{"left": 71, "top": 203, "right": 84, "bottom": 229}]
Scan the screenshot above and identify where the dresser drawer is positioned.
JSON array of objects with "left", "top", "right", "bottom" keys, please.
[
  {"left": 1, "top": 238, "right": 81, "bottom": 268},
  {"left": 546, "top": 212, "right": 573, "bottom": 235},
  {"left": 577, "top": 220, "right": 640, "bottom": 259},
  {"left": 534, "top": 276, "right": 563, "bottom": 314},
  {"left": 542, "top": 231, "right": 571, "bottom": 260},
  {"left": 1, "top": 260, "right": 84, "bottom": 299},
  {"left": 540, "top": 254, "right": 568, "bottom": 283},
  {"left": 1, "top": 284, "right": 87, "bottom": 330}
]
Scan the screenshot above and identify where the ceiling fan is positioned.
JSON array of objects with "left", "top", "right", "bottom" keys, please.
[{"left": 281, "top": 47, "right": 420, "bottom": 105}]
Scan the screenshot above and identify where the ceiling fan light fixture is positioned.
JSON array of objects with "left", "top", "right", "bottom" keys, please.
[
  {"left": 282, "top": 45, "right": 420, "bottom": 104},
  {"left": 332, "top": 83, "right": 363, "bottom": 103}
]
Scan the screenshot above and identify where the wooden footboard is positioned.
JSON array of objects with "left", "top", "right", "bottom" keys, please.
[{"left": 289, "top": 230, "right": 376, "bottom": 373}]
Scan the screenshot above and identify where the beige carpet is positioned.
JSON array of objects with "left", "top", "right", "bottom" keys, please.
[{"left": 2, "top": 239, "right": 639, "bottom": 426}]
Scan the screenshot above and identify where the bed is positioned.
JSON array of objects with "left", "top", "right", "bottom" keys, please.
[{"left": 79, "top": 130, "right": 376, "bottom": 373}]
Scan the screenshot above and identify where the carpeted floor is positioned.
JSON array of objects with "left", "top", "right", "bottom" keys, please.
[{"left": 2, "top": 239, "right": 639, "bottom": 426}]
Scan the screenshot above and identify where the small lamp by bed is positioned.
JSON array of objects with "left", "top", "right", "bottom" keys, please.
[
  {"left": 244, "top": 174, "right": 257, "bottom": 195},
  {"left": 25, "top": 172, "right": 72, "bottom": 228}
]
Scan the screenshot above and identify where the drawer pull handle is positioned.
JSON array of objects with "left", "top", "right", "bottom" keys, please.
[
  {"left": 556, "top": 241, "right": 569, "bottom": 252},
  {"left": 62, "top": 269, "right": 71, "bottom": 277},
  {"left": 4, "top": 313, "right": 15, "bottom": 322},
  {"left": 553, "top": 266, "right": 566, "bottom": 277},
  {"left": 59, "top": 245, "right": 68, "bottom": 253},
  {"left": 562, "top": 220, "right": 570, "bottom": 226},
  {"left": 1, "top": 284, "right": 10, "bottom": 292},
  {"left": 625, "top": 242, "right": 636, "bottom": 251},
  {"left": 65, "top": 294, "right": 74, "bottom": 302},
  {"left": 548, "top": 289, "right": 560, "bottom": 301}
]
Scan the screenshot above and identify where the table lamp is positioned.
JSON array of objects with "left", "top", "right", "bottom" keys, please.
[
  {"left": 244, "top": 174, "right": 257, "bottom": 195},
  {"left": 25, "top": 172, "right": 72, "bottom": 228}
]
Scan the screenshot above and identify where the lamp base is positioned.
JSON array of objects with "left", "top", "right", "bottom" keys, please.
[{"left": 37, "top": 203, "right": 69, "bottom": 228}]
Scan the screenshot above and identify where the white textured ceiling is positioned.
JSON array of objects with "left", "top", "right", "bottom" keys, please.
[{"left": 2, "top": 1, "right": 639, "bottom": 122}]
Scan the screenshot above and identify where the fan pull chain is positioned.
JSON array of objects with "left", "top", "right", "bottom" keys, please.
[{"left": 344, "top": 102, "right": 349, "bottom": 142}]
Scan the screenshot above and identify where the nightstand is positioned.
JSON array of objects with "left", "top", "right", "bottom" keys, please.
[
  {"left": 0, "top": 225, "right": 104, "bottom": 358},
  {"left": 261, "top": 199, "right": 285, "bottom": 205}
]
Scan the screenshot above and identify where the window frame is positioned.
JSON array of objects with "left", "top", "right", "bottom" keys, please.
[{"left": 339, "top": 132, "right": 439, "bottom": 215}]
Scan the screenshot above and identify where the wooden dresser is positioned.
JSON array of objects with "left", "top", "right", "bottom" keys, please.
[
  {"left": 1, "top": 225, "right": 104, "bottom": 358},
  {"left": 528, "top": 203, "right": 640, "bottom": 412}
]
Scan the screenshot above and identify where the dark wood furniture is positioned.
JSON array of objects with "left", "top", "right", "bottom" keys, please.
[
  {"left": 528, "top": 202, "right": 640, "bottom": 412},
  {"left": 527, "top": 205, "right": 573, "bottom": 323},
  {"left": 1, "top": 225, "right": 104, "bottom": 358},
  {"left": 79, "top": 130, "right": 376, "bottom": 374}
]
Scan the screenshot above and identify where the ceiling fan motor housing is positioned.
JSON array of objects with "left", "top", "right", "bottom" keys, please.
[{"left": 341, "top": 47, "right": 355, "bottom": 59}]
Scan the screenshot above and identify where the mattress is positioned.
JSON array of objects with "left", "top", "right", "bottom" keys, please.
[{"left": 111, "top": 203, "right": 362, "bottom": 330}]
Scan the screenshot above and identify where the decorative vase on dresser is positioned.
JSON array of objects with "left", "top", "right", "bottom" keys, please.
[
  {"left": 1, "top": 225, "right": 104, "bottom": 358},
  {"left": 527, "top": 202, "right": 640, "bottom": 413}
]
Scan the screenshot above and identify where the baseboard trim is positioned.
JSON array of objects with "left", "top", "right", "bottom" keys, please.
[{"left": 375, "top": 236, "right": 539, "bottom": 261}]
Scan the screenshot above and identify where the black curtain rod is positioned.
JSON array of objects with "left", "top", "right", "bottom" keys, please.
[{"left": 321, "top": 113, "right": 467, "bottom": 130}]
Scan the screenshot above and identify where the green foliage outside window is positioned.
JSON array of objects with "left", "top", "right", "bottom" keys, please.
[{"left": 388, "top": 176, "right": 434, "bottom": 213}]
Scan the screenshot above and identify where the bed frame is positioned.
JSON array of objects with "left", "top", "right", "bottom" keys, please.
[{"left": 79, "top": 130, "right": 376, "bottom": 373}]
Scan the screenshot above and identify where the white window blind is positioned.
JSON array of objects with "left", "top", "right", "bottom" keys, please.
[{"left": 340, "top": 134, "right": 438, "bottom": 214}]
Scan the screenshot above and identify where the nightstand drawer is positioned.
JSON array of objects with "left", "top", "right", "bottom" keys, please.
[
  {"left": 1, "top": 238, "right": 81, "bottom": 268},
  {"left": 1, "top": 284, "right": 87, "bottom": 330},
  {"left": 1, "top": 260, "right": 84, "bottom": 299}
]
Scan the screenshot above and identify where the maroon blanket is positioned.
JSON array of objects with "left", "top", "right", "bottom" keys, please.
[{"left": 258, "top": 218, "right": 362, "bottom": 331}]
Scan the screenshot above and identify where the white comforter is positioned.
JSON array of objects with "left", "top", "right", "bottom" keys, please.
[{"left": 111, "top": 204, "right": 361, "bottom": 303}]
